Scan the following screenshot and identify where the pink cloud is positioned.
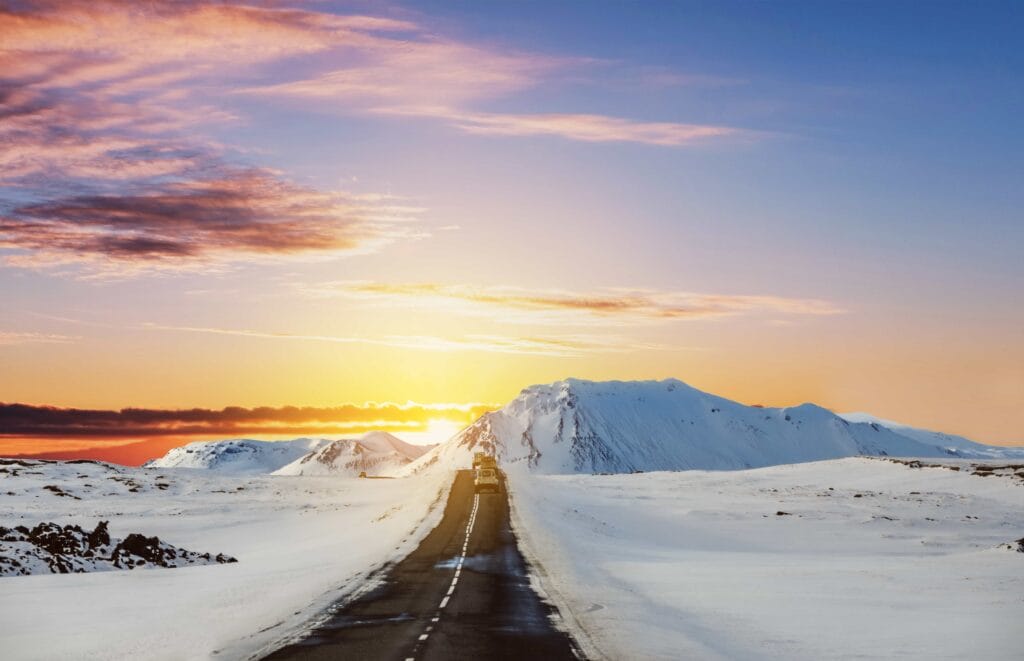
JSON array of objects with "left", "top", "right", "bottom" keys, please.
[
  {"left": 0, "top": 1, "right": 752, "bottom": 277},
  {"left": 0, "top": 169, "right": 420, "bottom": 272},
  {"left": 0, "top": 2, "right": 433, "bottom": 273},
  {"left": 242, "top": 37, "right": 556, "bottom": 108},
  {"left": 439, "top": 110, "right": 738, "bottom": 146}
]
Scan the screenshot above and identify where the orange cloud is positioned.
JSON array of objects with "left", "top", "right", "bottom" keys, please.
[{"left": 332, "top": 282, "right": 844, "bottom": 322}]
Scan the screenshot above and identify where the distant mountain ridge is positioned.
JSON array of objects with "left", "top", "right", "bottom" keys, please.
[
  {"left": 145, "top": 438, "right": 328, "bottom": 474},
  {"left": 402, "top": 378, "right": 1024, "bottom": 475},
  {"left": 274, "top": 432, "right": 431, "bottom": 476},
  {"left": 146, "top": 432, "right": 430, "bottom": 476},
  {"left": 838, "top": 412, "right": 1019, "bottom": 459}
]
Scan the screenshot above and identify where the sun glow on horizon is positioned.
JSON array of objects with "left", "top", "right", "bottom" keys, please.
[{"left": 402, "top": 418, "right": 470, "bottom": 447}]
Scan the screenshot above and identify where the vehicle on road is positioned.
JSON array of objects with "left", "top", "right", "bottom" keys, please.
[
  {"left": 474, "top": 466, "right": 500, "bottom": 493},
  {"left": 472, "top": 451, "right": 496, "bottom": 469}
]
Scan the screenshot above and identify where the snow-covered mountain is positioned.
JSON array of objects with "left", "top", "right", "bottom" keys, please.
[
  {"left": 402, "top": 378, "right": 1022, "bottom": 475},
  {"left": 838, "top": 412, "right": 1024, "bottom": 459},
  {"left": 145, "top": 438, "right": 329, "bottom": 474},
  {"left": 273, "top": 432, "right": 431, "bottom": 476},
  {"left": 145, "top": 433, "right": 431, "bottom": 477}
]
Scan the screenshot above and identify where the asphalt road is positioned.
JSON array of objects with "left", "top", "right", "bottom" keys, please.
[{"left": 264, "top": 470, "right": 581, "bottom": 661}]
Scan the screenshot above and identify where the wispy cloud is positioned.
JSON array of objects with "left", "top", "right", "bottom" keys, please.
[
  {"left": 310, "top": 281, "right": 845, "bottom": 323},
  {"left": 141, "top": 322, "right": 655, "bottom": 357},
  {"left": 0, "top": 331, "right": 77, "bottom": 345},
  {"left": 231, "top": 8, "right": 747, "bottom": 147},
  {"left": 375, "top": 107, "right": 740, "bottom": 147},
  {"left": 240, "top": 35, "right": 552, "bottom": 108}
]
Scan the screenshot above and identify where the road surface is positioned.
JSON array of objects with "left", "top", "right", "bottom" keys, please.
[{"left": 264, "top": 470, "right": 581, "bottom": 660}]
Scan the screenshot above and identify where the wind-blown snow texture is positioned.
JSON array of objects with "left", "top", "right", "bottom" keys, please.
[
  {"left": 403, "top": 379, "right": 1023, "bottom": 475},
  {"left": 510, "top": 458, "right": 1024, "bottom": 660},
  {"left": 146, "top": 432, "right": 431, "bottom": 477}
]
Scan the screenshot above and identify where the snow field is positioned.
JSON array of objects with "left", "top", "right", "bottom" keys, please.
[
  {"left": 508, "top": 458, "right": 1024, "bottom": 660},
  {"left": 0, "top": 460, "right": 452, "bottom": 660}
]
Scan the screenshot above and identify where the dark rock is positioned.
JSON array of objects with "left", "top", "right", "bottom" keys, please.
[
  {"left": 2, "top": 521, "right": 238, "bottom": 577},
  {"left": 87, "top": 521, "right": 110, "bottom": 548}
]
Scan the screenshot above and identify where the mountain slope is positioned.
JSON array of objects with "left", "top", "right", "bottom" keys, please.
[
  {"left": 839, "top": 412, "right": 1024, "bottom": 458},
  {"left": 273, "top": 432, "right": 431, "bottom": 476},
  {"left": 145, "top": 438, "right": 329, "bottom": 474},
  {"left": 403, "top": 379, "right": 1014, "bottom": 475}
]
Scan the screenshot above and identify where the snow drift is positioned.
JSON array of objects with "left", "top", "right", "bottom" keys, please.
[{"left": 403, "top": 378, "right": 1022, "bottom": 475}]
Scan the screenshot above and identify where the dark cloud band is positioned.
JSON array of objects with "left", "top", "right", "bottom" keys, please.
[{"left": 0, "top": 402, "right": 494, "bottom": 439}]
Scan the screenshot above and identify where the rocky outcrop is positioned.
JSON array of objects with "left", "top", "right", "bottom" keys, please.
[{"left": 0, "top": 521, "right": 237, "bottom": 577}]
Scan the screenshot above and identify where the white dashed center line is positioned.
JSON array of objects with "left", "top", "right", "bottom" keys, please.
[{"left": 408, "top": 490, "right": 482, "bottom": 661}]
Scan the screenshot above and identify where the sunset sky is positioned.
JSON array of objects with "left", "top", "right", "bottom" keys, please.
[{"left": 2, "top": 1, "right": 1022, "bottom": 461}]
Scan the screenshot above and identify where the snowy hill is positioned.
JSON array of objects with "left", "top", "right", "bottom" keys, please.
[
  {"left": 273, "top": 432, "right": 432, "bottom": 477},
  {"left": 839, "top": 412, "right": 1024, "bottom": 459},
  {"left": 145, "top": 438, "right": 331, "bottom": 474},
  {"left": 145, "top": 433, "right": 431, "bottom": 477},
  {"left": 403, "top": 378, "right": 1020, "bottom": 475}
]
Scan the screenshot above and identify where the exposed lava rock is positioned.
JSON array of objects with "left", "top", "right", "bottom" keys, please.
[{"left": 0, "top": 521, "right": 236, "bottom": 577}]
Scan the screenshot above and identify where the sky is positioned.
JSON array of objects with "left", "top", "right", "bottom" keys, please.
[{"left": 1, "top": 0, "right": 1022, "bottom": 462}]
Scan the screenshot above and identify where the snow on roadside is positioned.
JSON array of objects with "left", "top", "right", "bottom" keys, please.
[
  {"left": 0, "top": 459, "right": 450, "bottom": 660},
  {"left": 508, "top": 458, "right": 1024, "bottom": 661}
]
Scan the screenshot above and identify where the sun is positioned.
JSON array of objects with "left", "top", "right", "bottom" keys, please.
[{"left": 404, "top": 418, "right": 467, "bottom": 446}]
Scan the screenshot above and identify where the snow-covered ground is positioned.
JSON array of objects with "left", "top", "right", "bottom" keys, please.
[
  {"left": 0, "top": 459, "right": 450, "bottom": 660},
  {"left": 508, "top": 458, "right": 1024, "bottom": 661}
]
